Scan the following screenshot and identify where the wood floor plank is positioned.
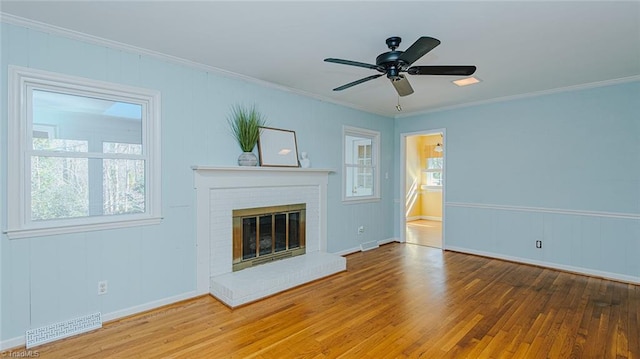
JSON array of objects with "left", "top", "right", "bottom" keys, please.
[{"left": 16, "top": 243, "right": 639, "bottom": 358}]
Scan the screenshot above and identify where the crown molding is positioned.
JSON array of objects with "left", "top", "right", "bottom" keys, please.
[
  {"left": 0, "top": 12, "right": 390, "bottom": 118},
  {"left": 4, "top": 12, "right": 637, "bottom": 121},
  {"left": 394, "top": 75, "right": 640, "bottom": 120}
]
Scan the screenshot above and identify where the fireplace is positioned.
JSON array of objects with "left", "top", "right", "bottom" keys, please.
[
  {"left": 232, "top": 204, "right": 306, "bottom": 271},
  {"left": 193, "top": 166, "right": 346, "bottom": 307}
]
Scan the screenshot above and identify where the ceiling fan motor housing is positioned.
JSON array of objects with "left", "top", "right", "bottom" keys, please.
[{"left": 376, "top": 51, "right": 407, "bottom": 80}]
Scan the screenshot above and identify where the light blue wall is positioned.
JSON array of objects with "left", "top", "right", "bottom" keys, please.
[
  {"left": 0, "top": 22, "right": 394, "bottom": 342},
  {"left": 394, "top": 81, "right": 640, "bottom": 280},
  {"left": 2, "top": 19, "right": 638, "bottom": 347}
]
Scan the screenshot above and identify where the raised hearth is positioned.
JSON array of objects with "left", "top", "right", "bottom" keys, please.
[
  {"left": 192, "top": 166, "right": 345, "bottom": 307},
  {"left": 211, "top": 251, "right": 345, "bottom": 307}
]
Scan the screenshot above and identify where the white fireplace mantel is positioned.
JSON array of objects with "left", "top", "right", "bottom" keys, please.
[
  {"left": 192, "top": 165, "right": 334, "bottom": 189},
  {"left": 192, "top": 166, "right": 336, "bottom": 299}
]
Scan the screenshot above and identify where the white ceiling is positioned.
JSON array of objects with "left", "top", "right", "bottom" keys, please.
[{"left": 2, "top": 1, "right": 639, "bottom": 117}]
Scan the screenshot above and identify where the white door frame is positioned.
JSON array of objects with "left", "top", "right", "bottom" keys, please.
[{"left": 399, "top": 128, "right": 446, "bottom": 247}]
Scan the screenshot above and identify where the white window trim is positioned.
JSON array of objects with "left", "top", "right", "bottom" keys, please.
[
  {"left": 342, "top": 125, "right": 381, "bottom": 204},
  {"left": 6, "top": 66, "right": 162, "bottom": 239},
  {"left": 423, "top": 168, "right": 443, "bottom": 191}
]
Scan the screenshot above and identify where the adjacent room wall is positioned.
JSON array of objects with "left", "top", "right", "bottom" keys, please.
[
  {"left": 405, "top": 135, "right": 422, "bottom": 219},
  {"left": 395, "top": 80, "right": 640, "bottom": 283},
  {"left": 405, "top": 134, "right": 443, "bottom": 221},
  {"left": 0, "top": 22, "right": 394, "bottom": 346}
]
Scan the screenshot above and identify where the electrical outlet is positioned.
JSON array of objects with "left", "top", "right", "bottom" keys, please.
[
  {"left": 358, "top": 226, "right": 365, "bottom": 234},
  {"left": 98, "top": 280, "right": 108, "bottom": 295},
  {"left": 535, "top": 240, "right": 542, "bottom": 249}
]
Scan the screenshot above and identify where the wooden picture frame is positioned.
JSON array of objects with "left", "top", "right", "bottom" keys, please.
[{"left": 257, "top": 127, "right": 300, "bottom": 167}]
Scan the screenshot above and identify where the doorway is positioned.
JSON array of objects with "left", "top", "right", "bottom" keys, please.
[{"left": 401, "top": 130, "right": 445, "bottom": 249}]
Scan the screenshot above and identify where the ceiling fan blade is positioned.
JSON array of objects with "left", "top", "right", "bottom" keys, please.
[
  {"left": 408, "top": 65, "right": 477, "bottom": 76},
  {"left": 391, "top": 75, "right": 414, "bottom": 97},
  {"left": 324, "top": 58, "right": 382, "bottom": 71},
  {"left": 397, "top": 37, "right": 441, "bottom": 66},
  {"left": 333, "top": 74, "right": 384, "bottom": 91}
]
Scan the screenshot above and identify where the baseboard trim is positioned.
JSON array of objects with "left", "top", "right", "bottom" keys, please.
[
  {"left": 445, "top": 246, "right": 640, "bottom": 285},
  {"left": 334, "top": 237, "right": 399, "bottom": 257},
  {"left": 102, "top": 291, "right": 199, "bottom": 322},
  {"left": 0, "top": 336, "right": 25, "bottom": 351},
  {"left": 0, "top": 290, "right": 199, "bottom": 350},
  {"left": 334, "top": 247, "right": 361, "bottom": 256},
  {"left": 378, "top": 237, "right": 399, "bottom": 246},
  {"left": 360, "top": 241, "right": 379, "bottom": 252}
]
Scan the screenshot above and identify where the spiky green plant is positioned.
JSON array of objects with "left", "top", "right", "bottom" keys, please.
[{"left": 227, "top": 104, "right": 266, "bottom": 152}]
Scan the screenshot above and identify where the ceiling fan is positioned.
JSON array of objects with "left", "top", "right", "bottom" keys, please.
[{"left": 324, "top": 36, "right": 476, "bottom": 97}]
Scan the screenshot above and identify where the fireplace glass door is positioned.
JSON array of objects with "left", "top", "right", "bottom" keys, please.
[{"left": 233, "top": 204, "right": 306, "bottom": 271}]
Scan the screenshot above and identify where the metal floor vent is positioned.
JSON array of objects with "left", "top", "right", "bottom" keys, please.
[
  {"left": 26, "top": 312, "right": 102, "bottom": 348},
  {"left": 360, "top": 241, "right": 379, "bottom": 252}
]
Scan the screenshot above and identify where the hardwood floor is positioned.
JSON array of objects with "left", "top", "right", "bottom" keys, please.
[
  {"left": 25, "top": 243, "right": 639, "bottom": 358},
  {"left": 406, "top": 220, "right": 442, "bottom": 248}
]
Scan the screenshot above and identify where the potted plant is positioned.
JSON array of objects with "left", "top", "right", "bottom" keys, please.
[{"left": 227, "top": 104, "right": 266, "bottom": 166}]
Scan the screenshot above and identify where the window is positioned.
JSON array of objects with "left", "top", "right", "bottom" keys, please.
[
  {"left": 343, "top": 126, "right": 380, "bottom": 202},
  {"left": 425, "top": 157, "right": 443, "bottom": 187},
  {"left": 423, "top": 143, "right": 443, "bottom": 190},
  {"left": 7, "top": 66, "right": 161, "bottom": 239}
]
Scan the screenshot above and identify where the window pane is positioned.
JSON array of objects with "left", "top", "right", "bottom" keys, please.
[
  {"left": 426, "top": 171, "right": 443, "bottom": 186},
  {"left": 346, "top": 167, "right": 374, "bottom": 196},
  {"left": 31, "top": 156, "right": 89, "bottom": 220},
  {"left": 345, "top": 136, "right": 372, "bottom": 164},
  {"left": 32, "top": 90, "right": 142, "bottom": 153},
  {"left": 103, "top": 159, "right": 145, "bottom": 215},
  {"left": 103, "top": 142, "right": 143, "bottom": 155},
  {"left": 33, "top": 136, "right": 88, "bottom": 152},
  {"left": 427, "top": 158, "right": 443, "bottom": 170}
]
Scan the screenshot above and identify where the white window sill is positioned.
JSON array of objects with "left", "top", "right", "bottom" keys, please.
[
  {"left": 5, "top": 217, "right": 163, "bottom": 239},
  {"left": 342, "top": 196, "right": 381, "bottom": 205}
]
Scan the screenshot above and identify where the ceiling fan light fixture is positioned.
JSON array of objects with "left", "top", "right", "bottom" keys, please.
[
  {"left": 434, "top": 143, "right": 443, "bottom": 152},
  {"left": 325, "top": 36, "right": 477, "bottom": 97},
  {"left": 453, "top": 76, "right": 481, "bottom": 87}
]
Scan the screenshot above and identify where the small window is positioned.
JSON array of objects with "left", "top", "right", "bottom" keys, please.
[
  {"left": 423, "top": 149, "right": 443, "bottom": 190},
  {"left": 425, "top": 157, "right": 443, "bottom": 187},
  {"left": 7, "top": 66, "right": 161, "bottom": 239},
  {"left": 343, "top": 126, "right": 380, "bottom": 202}
]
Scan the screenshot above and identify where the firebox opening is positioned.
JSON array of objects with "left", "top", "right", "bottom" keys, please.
[{"left": 232, "top": 203, "right": 306, "bottom": 271}]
